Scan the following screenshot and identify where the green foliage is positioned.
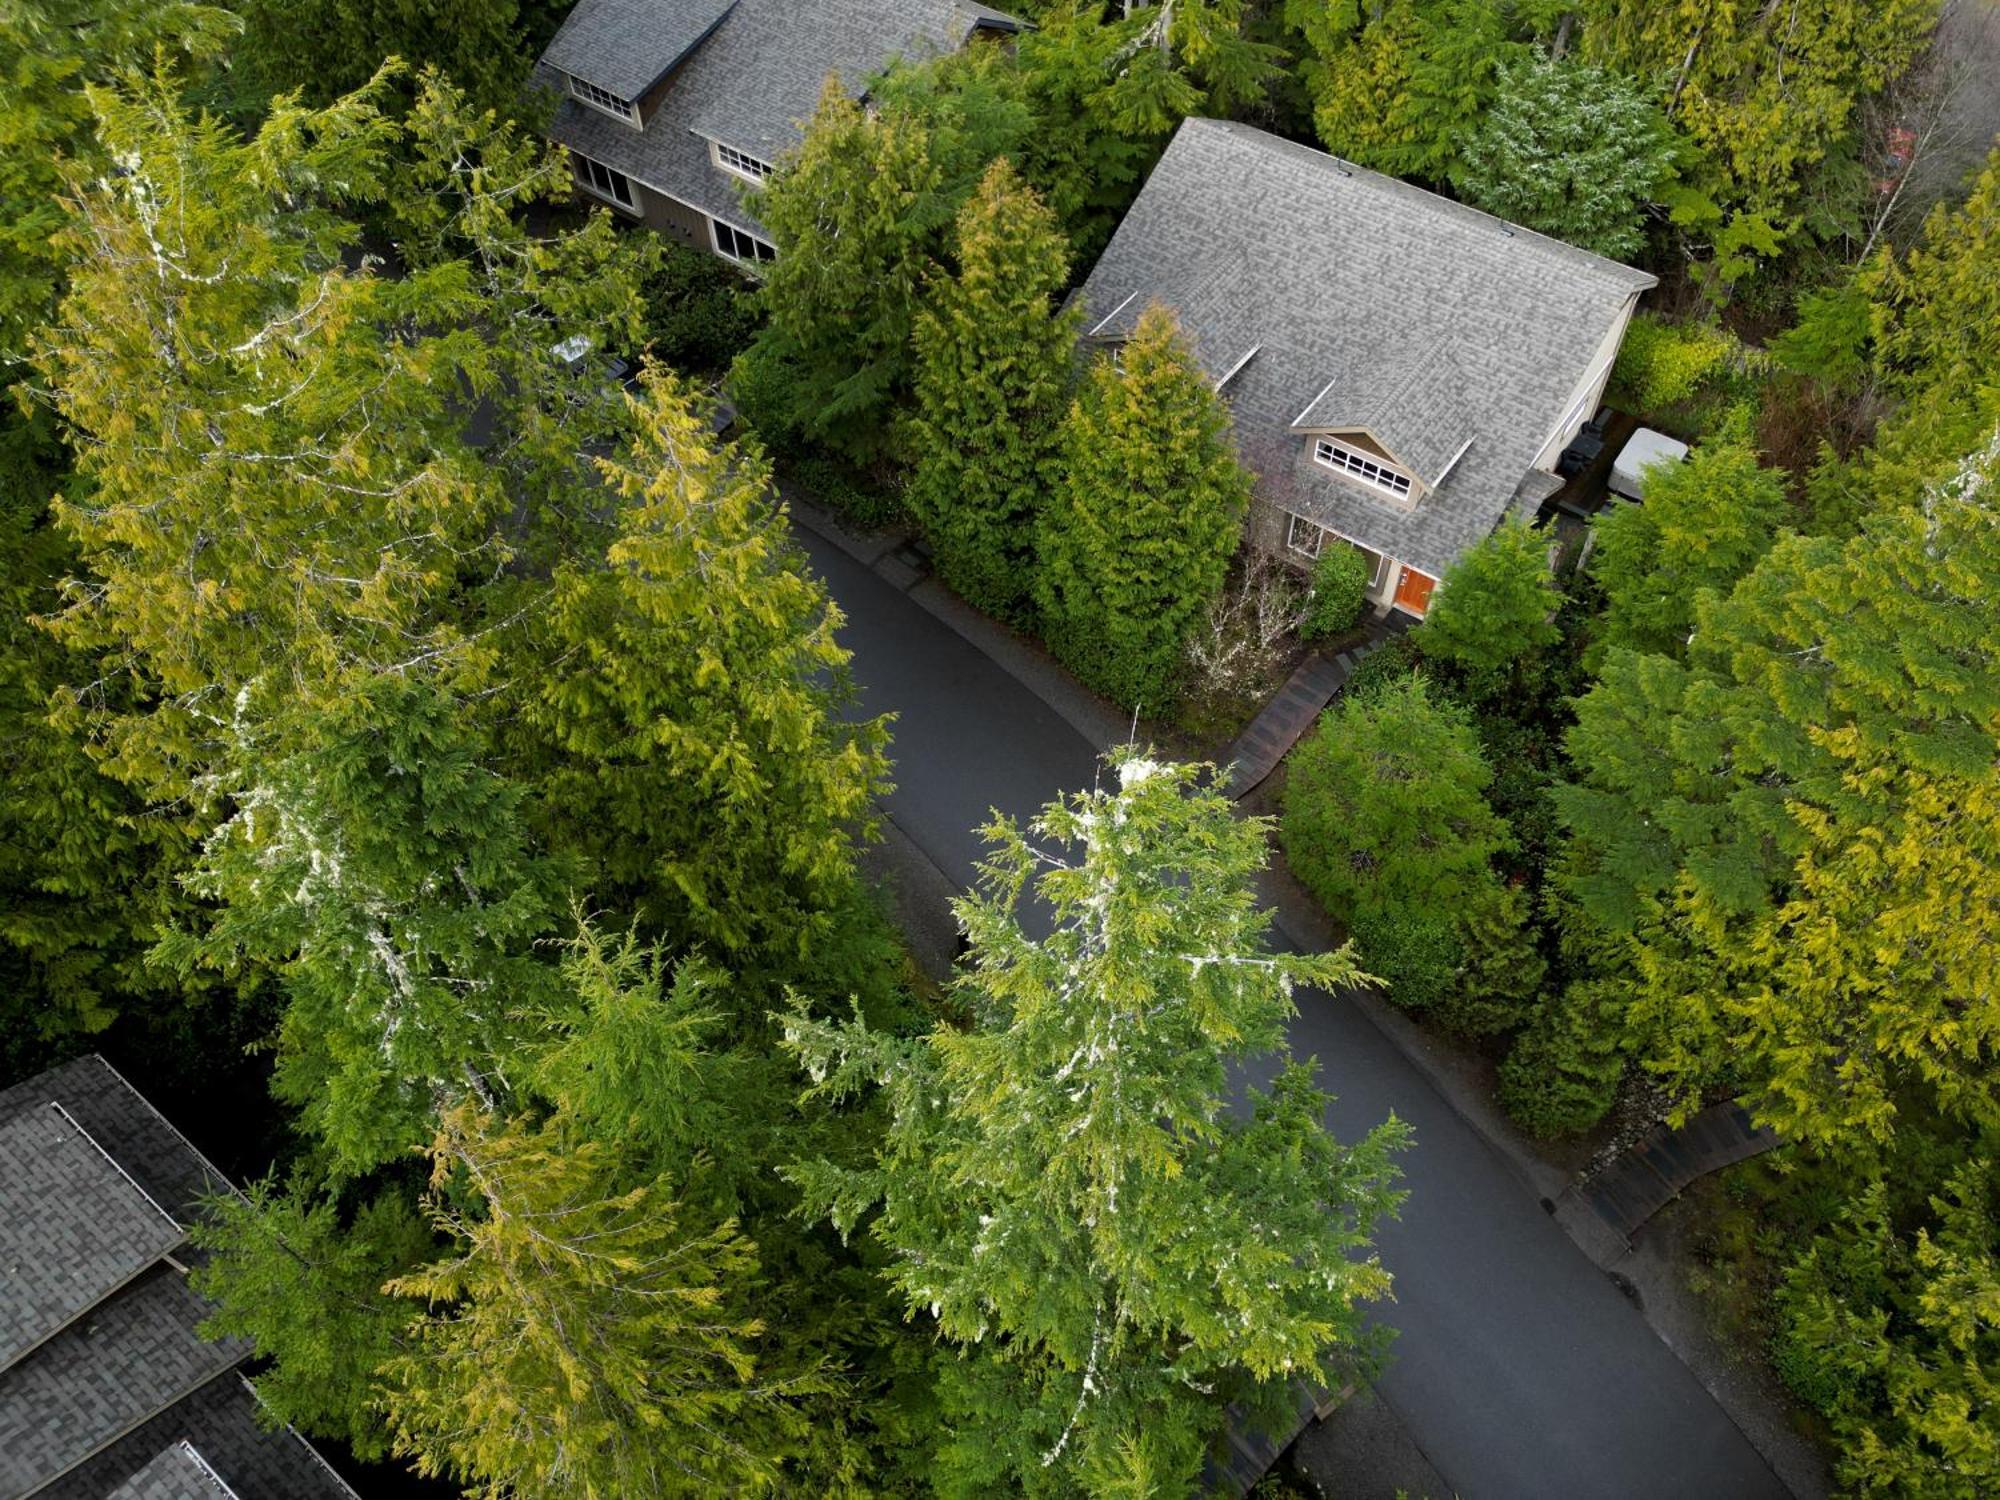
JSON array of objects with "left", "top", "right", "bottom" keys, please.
[
  {"left": 166, "top": 678, "right": 561, "bottom": 1174},
  {"left": 1036, "top": 304, "right": 1250, "bottom": 709},
  {"left": 1283, "top": 673, "right": 1510, "bottom": 923},
  {"left": 380, "top": 1099, "right": 803, "bottom": 1498},
  {"left": 1556, "top": 427, "right": 2000, "bottom": 1147},
  {"left": 518, "top": 368, "right": 888, "bottom": 970},
  {"left": 1350, "top": 907, "right": 1461, "bottom": 1015},
  {"left": 1588, "top": 441, "right": 1790, "bottom": 661},
  {"left": 785, "top": 755, "right": 1408, "bottom": 1494},
  {"left": 906, "top": 160, "right": 1077, "bottom": 618},
  {"left": 1773, "top": 1168, "right": 2000, "bottom": 1496},
  {"left": 236, "top": 0, "right": 536, "bottom": 118},
  {"left": 0, "top": 0, "right": 235, "bottom": 362},
  {"left": 1607, "top": 313, "right": 1739, "bottom": 421},
  {"left": 1341, "top": 632, "right": 1421, "bottom": 702},
  {"left": 1302, "top": 543, "right": 1371, "bottom": 641},
  {"left": 638, "top": 240, "right": 761, "bottom": 373},
  {"left": 1290, "top": 0, "right": 1517, "bottom": 183},
  {"left": 1498, "top": 979, "right": 1627, "bottom": 1137},
  {"left": 1413, "top": 519, "right": 1561, "bottom": 700},
  {"left": 190, "top": 1176, "right": 433, "bottom": 1458},
  {"left": 736, "top": 71, "right": 1029, "bottom": 462},
  {"left": 1578, "top": 0, "right": 1940, "bottom": 285},
  {"left": 1452, "top": 50, "right": 1675, "bottom": 260}
]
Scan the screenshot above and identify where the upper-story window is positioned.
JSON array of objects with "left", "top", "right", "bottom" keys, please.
[
  {"left": 712, "top": 141, "right": 774, "bottom": 183},
  {"left": 714, "top": 220, "right": 776, "bottom": 265},
  {"left": 567, "top": 73, "right": 638, "bottom": 124},
  {"left": 575, "top": 153, "right": 635, "bottom": 210},
  {"left": 1313, "top": 438, "right": 1413, "bottom": 500}
]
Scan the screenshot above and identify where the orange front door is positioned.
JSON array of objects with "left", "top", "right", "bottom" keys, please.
[{"left": 1392, "top": 564, "right": 1437, "bottom": 618}]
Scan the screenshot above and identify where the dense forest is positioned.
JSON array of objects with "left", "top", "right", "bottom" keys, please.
[{"left": 2, "top": 0, "right": 1997, "bottom": 1496}]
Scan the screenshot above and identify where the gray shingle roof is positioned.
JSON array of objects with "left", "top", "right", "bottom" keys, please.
[
  {"left": 0, "top": 1103, "right": 184, "bottom": 1371},
  {"left": 541, "top": 0, "right": 738, "bottom": 104},
  {"left": 539, "top": 0, "right": 1022, "bottom": 237},
  {"left": 103, "top": 1440, "right": 241, "bottom": 1500},
  {"left": 47, "top": 1375, "right": 360, "bottom": 1500},
  {"left": 1073, "top": 118, "right": 1656, "bottom": 578},
  {"left": 0, "top": 1266, "right": 244, "bottom": 1496},
  {"left": 0, "top": 1056, "right": 358, "bottom": 1499}
]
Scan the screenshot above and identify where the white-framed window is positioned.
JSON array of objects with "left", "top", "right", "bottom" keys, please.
[
  {"left": 712, "top": 140, "right": 774, "bottom": 183},
  {"left": 1109, "top": 343, "right": 1126, "bottom": 373},
  {"left": 567, "top": 74, "right": 639, "bottom": 124},
  {"left": 713, "top": 219, "right": 776, "bottom": 264},
  {"left": 575, "top": 153, "right": 635, "bottom": 210},
  {"left": 1313, "top": 438, "right": 1413, "bottom": 500},
  {"left": 1286, "top": 512, "right": 1327, "bottom": 558}
]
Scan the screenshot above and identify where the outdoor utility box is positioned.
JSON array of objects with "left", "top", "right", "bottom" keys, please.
[{"left": 1608, "top": 428, "right": 1689, "bottom": 501}]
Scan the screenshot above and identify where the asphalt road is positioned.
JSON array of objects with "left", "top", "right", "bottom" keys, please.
[{"left": 797, "top": 526, "right": 1789, "bottom": 1500}]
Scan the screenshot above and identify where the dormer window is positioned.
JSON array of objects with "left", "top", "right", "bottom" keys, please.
[
  {"left": 1313, "top": 438, "right": 1412, "bottom": 500},
  {"left": 712, "top": 141, "right": 773, "bottom": 183},
  {"left": 567, "top": 73, "right": 638, "bottom": 125}
]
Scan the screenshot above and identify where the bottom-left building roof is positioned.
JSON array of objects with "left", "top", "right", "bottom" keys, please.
[{"left": 0, "top": 1054, "right": 361, "bottom": 1500}]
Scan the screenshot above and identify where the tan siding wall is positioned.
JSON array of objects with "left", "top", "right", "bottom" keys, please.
[
  {"left": 1533, "top": 290, "right": 1642, "bottom": 471},
  {"left": 636, "top": 183, "right": 709, "bottom": 248}
]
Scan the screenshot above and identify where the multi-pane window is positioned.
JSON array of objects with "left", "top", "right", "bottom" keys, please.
[
  {"left": 567, "top": 74, "right": 638, "bottom": 124},
  {"left": 714, "top": 220, "right": 776, "bottom": 264},
  {"left": 575, "top": 153, "right": 635, "bottom": 209},
  {"left": 713, "top": 141, "right": 773, "bottom": 182},
  {"left": 1313, "top": 438, "right": 1413, "bottom": 499},
  {"left": 1286, "top": 512, "right": 1327, "bottom": 558}
]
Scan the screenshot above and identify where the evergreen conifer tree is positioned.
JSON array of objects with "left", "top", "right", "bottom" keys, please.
[
  {"left": 906, "top": 160, "right": 1077, "bottom": 617},
  {"left": 1588, "top": 441, "right": 1789, "bottom": 662},
  {"left": 1414, "top": 518, "right": 1561, "bottom": 700},
  {"left": 1036, "top": 304, "right": 1249, "bottom": 709},
  {"left": 518, "top": 368, "right": 888, "bottom": 970},
  {"left": 786, "top": 755, "right": 1408, "bottom": 1493}
]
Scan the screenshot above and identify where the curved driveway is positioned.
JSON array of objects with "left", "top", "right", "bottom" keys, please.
[{"left": 798, "top": 525, "right": 1788, "bottom": 1499}]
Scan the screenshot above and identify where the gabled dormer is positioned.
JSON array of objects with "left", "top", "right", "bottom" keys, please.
[
  {"left": 542, "top": 0, "right": 740, "bottom": 131},
  {"left": 1287, "top": 343, "right": 1476, "bottom": 509}
]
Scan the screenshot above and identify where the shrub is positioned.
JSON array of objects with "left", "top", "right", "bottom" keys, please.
[
  {"left": 1609, "top": 313, "right": 1735, "bottom": 414},
  {"left": 1413, "top": 519, "right": 1561, "bottom": 702},
  {"left": 1351, "top": 907, "right": 1462, "bottom": 1014},
  {"left": 1498, "top": 979, "right": 1626, "bottom": 1137},
  {"left": 1342, "top": 635, "right": 1421, "bottom": 702},
  {"left": 1302, "top": 544, "right": 1371, "bottom": 640},
  {"left": 640, "top": 243, "right": 762, "bottom": 374},
  {"left": 1282, "top": 674, "right": 1510, "bottom": 922},
  {"left": 785, "top": 451, "right": 905, "bottom": 533}
]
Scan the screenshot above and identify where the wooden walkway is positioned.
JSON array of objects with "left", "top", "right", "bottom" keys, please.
[
  {"left": 1222, "top": 620, "right": 1407, "bottom": 799},
  {"left": 1562, "top": 1099, "right": 1782, "bottom": 1243},
  {"left": 1204, "top": 1379, "right": 1349, "bottom": 1497}
]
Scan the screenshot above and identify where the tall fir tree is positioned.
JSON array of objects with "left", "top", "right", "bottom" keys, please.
[
  {"left": 380, "top": 1099, "right": 812, "bottom": 1499},
  {"left": 1412, "top": 518, "right": 1562, "bottom": 701},
  {"left": 1036, "top": 303, "right": 1249, "bottom": 710},
  {"left": 515, "top": 367, "right": 888, "bottom": 972},
  {"left": 1556, "top": 427, "right": 2000, "bottom": 1146},
  {"left": 733, "top": 76, "right": 1024, "bottom": 462},
  {"left": 1587, "top": 441, "right": 1790, "bottom": 662},
  {"left": 906, "top": 160, "right": 1078, "bottom": 617},
  {"left": 189, "top": 1177, "right": 434, "bottom": 1458},
  {"left": 786, "top": 755, "right": 1408, "bottom": 1494},
  {"left": 1450, "top": 50, "right": 1676, "bottom": 260}
]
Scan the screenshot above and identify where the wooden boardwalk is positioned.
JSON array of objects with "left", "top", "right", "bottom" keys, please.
[
  {"left": 1204, "top": 1379, "right": 1349, "bottom": 1497},
  {"left": 1222, "top": 620, "right": 1408, "bottom": 799},
  {"left": 1563, "top": 1099, "right": 1782, "bottom": 1243}
]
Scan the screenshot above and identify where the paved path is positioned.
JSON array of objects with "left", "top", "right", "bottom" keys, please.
[{"left": 795, "top": 520, "right": 1789, "bottom": 1500}]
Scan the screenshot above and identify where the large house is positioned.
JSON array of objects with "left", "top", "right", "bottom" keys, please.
[
  {"left": 535, "top": 0, "right": 1024, "bottom": 265},
  {"left": 1073, "top": 118, "right": 1657, "bottom": 618},
  {"left": 0, "top": 1055, "right": 360, "bottom": 1500}
]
